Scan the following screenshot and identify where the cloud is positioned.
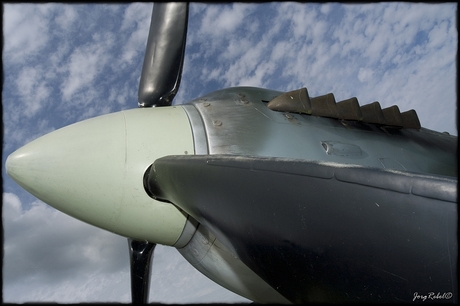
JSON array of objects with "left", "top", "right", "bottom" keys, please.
[
  {"left": 61, "top": 41, "right": 110, "bottom": 101},
  {"left": 427, "top": 20, "right": 449, "bottom": 49},
  {"left": 2, "top": 194, "right": 151, "bottom": 301},
  {"left": 2, "top": 192, "right": 249, "bottom": 303},
  {"left": 119, "top": 3, "right": 152, "bottom": 67},
  {"left": 199, "top": 4, "right": 253, "bottom": 35},
  {"left": 54, "top": 5, "right": 78, "bottom": 31},
  {"left": 358, "top": 68, "right": 374, "bottom": 83},
  {"left": 3, "top": 4, "right": 51, "bottom": 63},
  {"left": 2, "top": 193, "right": 127, "bottom": 285},
  {"left": 15, "top": 66, "right": 51, "bottom": 117}
]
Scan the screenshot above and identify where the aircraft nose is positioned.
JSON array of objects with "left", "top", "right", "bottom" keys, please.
[{"left": 6, "top": 107, "right": 194, "bottom": 245}]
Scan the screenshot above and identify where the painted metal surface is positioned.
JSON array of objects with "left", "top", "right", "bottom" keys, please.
[
  {"left": 267, "top": 87, "right": 421, "bottom": 128},
  {"left": 148, "top": 154, "right": 457, "bottom": 303},
  {"left": 6, "top": 84, "right": 457, "bottom": 303},
  {"left": 6, "top": 107, "right": 194, "bottom": 245},
  {"left": 160, "top": 86, "right": 457, "bottom": 303},
  {"left": 177, "top": 224, "right": 290, "bottom": 304},
  {"left": 187, "top": 86, "right": 456, "bottom": 177}
]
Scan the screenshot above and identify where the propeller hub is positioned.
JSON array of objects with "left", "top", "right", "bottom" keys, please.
[{"left": 6, "top": 107, "right": 194, "bottom": 245}]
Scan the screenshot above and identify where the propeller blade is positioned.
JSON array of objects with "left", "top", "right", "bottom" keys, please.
[
  {"left": 138, "top": 2, "right": 189, "bottom": 107},
  {"left": 144, "top": 155, "right": 457, "bottom": 303},
  {"left": 128, "top": 239, "right": 156, "bottom": 304},
  {"left": 135, "top": 3, "right": 188, "bottom": 303}
]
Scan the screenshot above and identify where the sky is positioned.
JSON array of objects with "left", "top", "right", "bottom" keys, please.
[{"left": 2, "top": 2, "right": 457, "bottom": 303}]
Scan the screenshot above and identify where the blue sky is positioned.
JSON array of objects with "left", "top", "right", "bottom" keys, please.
[{"left": 2, "top": 2, "right": 457, "bottom": 303}]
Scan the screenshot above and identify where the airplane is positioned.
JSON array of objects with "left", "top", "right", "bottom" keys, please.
[{"left": 5, "top": 2, "right": 457, "bottom": 304}]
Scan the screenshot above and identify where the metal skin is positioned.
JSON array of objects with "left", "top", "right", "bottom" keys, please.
[
  {"left": 6, "top": 85, "right": 458, "bottom": 303},
  {"left": 158, "top": 86, "right": 456, "bottom": 303},
  {"left": 148, "top": 154, "right": 457, "bottom": 303},
  {"left": 185, "top": 87, "right": 456, "bottom": 177},
  {"left": 177, "top": 223, "right": 291, "bottom": 304},
  {"left": 138, "top": 3, "right": 188, "bottom": 107},
  {"left": 6, "top": 107, "right": 196, "bottom": 246}
]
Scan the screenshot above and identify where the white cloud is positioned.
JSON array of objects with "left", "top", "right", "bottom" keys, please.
[
  {"left": 2, "top": 193, "right": 22, "bottom": 220},
  {"left": 1, "top": 193, "right": 126, "bottom": 301},
  {"left": 428, "top": 20, "right": 449, "bottom": 49},
  {"left": 200, "top": 5, "right": 249, "bottom": 35},
  {"left": 269, "top": 41, "right": 288, "bottom": 62},
  {"left": 61, "top": 40, "right": 111, "bottom": 101},
  {"left": 292, "top": 7, "right": 317, "bottom": 40},
  {"left": 119, "top": 3, "right": 152, "bottom": 67},
  {"left": 320, "top": 4, "right": 332, "bottom": 15},
  {"left": 213, "top": 6, "right": 243, "bottom": 33},
  {"left": 222, "top": 37, "right": 251, "bottom": 61},
  {"left": 2, "top": 191, "right": 249, "bottom": 303},
  {"left": 358, "top": 68, "right": 374, "bottom": 83},
  {"left": 2, "top": 193, "right": 126, "bottom": 281},
  {"left": 15, "top": 66, "right": 50, "bottom": 117},
  {"left": 3, "top": 4, "right": 51, "bottom": 63},
  {"left": 55, "top": 5, "right": 78, "bottom": 30},
  {"left": 311, "top": 20, "right": 328, "bottom": 41},
  {"left": 223, "top": 38, "right": 268, "bottom": 87},
  {"left": 121, "top": 3, "right": 151, "bottom": 31}
]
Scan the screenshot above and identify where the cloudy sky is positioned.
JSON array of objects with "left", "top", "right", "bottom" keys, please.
[{"left": 2, "top": 2, "right": 457, "bottom": 303}]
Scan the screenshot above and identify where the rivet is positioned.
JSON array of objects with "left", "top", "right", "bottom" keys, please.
[
  {"left": 285, "top": 113, "right": 293, "bottom": 119},
  {"left": 203, "top": 102, "right": 210, "bottom": 107},
  {"left": 213, "top": 120, "right": 222, "bottom": 126}
]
